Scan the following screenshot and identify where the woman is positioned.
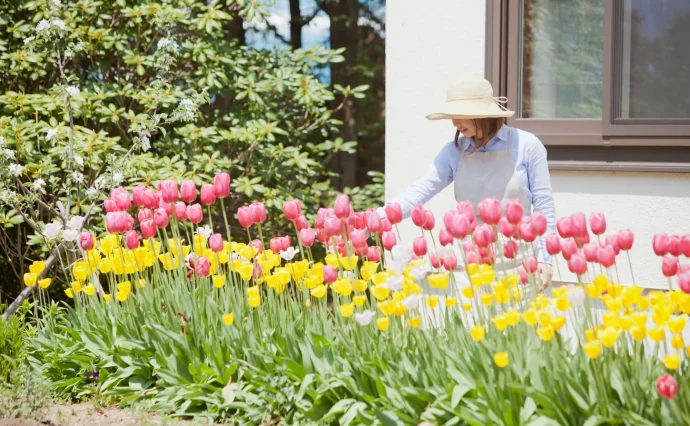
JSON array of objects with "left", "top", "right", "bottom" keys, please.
[{"left": 387, "top": 75, "right": 556, "bottom": 291}]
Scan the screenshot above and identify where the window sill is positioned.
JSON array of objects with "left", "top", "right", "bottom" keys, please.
[{"left": 548, "top": 160, "right": 690, "bottom": 173}]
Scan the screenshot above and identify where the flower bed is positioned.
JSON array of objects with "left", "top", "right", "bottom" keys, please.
[{"left": 24, "top": 177, "right": 690, "bottom": 425}]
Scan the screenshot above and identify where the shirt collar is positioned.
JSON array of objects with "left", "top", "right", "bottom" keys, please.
[{"left": 462, "top": 124, "right": 510, "bottom": 151}]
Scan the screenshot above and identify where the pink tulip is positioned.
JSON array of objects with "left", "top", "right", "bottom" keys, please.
[
  {"left": 253, "top": 263, "right": 263, "bottom": 280},
  {"left": 334, "top": 194, "right": 351, "bottom": 219},
  {"left": 385, "top": 203, "right": 403, "bottom": 225},
  {"left": 480, "top": 246, "right": 495, "bottom": 266},
  {"left": 300, "top": 228, "right": 316, "bottom": 247},
  {"left": 438, "top": 228, "right": 453, "bottom": 246},
  {"left": 589, "top": 213, "right": 606, "bottom": 235},
  {"left": 662, "top": 255, "right": 678, "bottom": 277},
  {"left": 138, "top": 208, "right": 153, "bottom": 223},
  {"left": 561, "top": 239, "right": 578, "bottom": 261},
  {"left": 412, "top": 236, "right": 428, "bottom": 256},
  {"left": 617, "top": 229, "right": 634, "bottom": 251},
  {"left": 518, "top": 219, "right": 536, "bottom": 243},
  {"left": 104, "top": 198, "right": 118, "bottom": 213},
  {"left": 112, "top": 187, "right": 131, "bottom": 211},
  {"left": 158, "top": 198, "right": 173, "bottom": 217},
  {"left": 323, "top": 265, "right": 338, "bottom": 284},
  {"left": 411, "top": 205, "right": 426, "bottom": 228},
  {"left": 248, "top": 239, "right": 263, "bottom": 254},
  {"left": 575, "top": 231, "right": 590, "bottom": 248},
  {"left": 465, "top": 250, "right": 479, "bottom": 265},
  {"left": 449, "top": 214, "right": 470, "bottom": 239},
  {"left": 522, "top": 257, "right": 538, "bottom": 274},
  {"left": 679, "top": 272, "right": 690, "bottom": 293},
  {"left": 349, "top": 212, "right": 366, "bottom": 230},
  {"left": 195, "top": 256, "right": 210, "bottom": 278},
  {"left": 598, "top": 245, "right": 616, "bottom": 268},
  {"left": 472, "top": 224, "right": 493, "bottom": 248},
  {"left": 571, "top": 213, "right": 587, "bottom": 238},
  {"left": 505, "top": 199, "right": 523, "bottom": 225},
  {"left": 583, "top": 243, "right": 599, "bottom": 263},
  {"left": 294, "top": 215, "right": 308, "bottom": 231},
  {"left": 200, "top": 184, "right": 216, "bottom": 206},
  {"left": 237, "top": 206, "right": 252, "bottom": 228},
  {"left": 568, "top": 252, "right": 588, "bottom": 275},
  {"left": 456, "top": 202, "right": 477, "bottom": 230},
  {"left": 209, "top": 234, "right": 224, "bottom": 253},
  {"left": 141, "top": 189, "right": 157, "bottom": 209},
  {"left": 443, "top": 211, "right": 456, "bottom": 231},
  {"left": 382, "top": 231, "right": 396, "bottom": 251},
  {"left": 498, "top": 217, "right": 516, "bottom": 238},
  {"left": 159, "top": 179, "right": 179, "bottom": 203},
  {"left": 324, "top": 216, "right": 342, "bottom": 238},
  {"left": 250, "top": 202, "right": 267, "bottom": 224},
  {"left": 422, "top": 211, "right": 435, "bottom": 231},
  {"left": 653, "top": 234, "right": 670, "bottom": 256},
  {"left": 531, "top": 212, "right": 547, "bottom": 236},
  {"left": 605, "top": 235, "right": 621, "bottom": 256},
  {"left": 350, "top": 230, "right": 367, "bottom": 249},
  {"left": 681, "top": 235, "right": 690, "bottom": 257},
  {"left": 180, "top": 180, "right": 197, "bottom": 203},
  {"left": 366, "top": 246, "right": 382, "bottom": 262},
  {"left": 669, "top": 236, "right": 681, "bottom": 257},
  {"left": 519, "top": 265, "right": 528, "bottom": 284},
  {"left": 79, "top": 230, "right": 94, "bottom": 251},
  {"left": 140, "top": 219, "right": 156, "bottom": 239},
  {"left": 132, "top": 186, "right": 147, "bottom": 208},
  {"left": 154, "top": 208, "right": 169, "bottom": 228},
  {"left": 442, "top": 253, "right": 458, "bottom": 271},
  {"left": 557, "top": 217, "right": 573, "bottom": 239},
  {"left": 315, "top": 208, "right": 329, "bottom": 229},
  {"left": 503, "top": 239, "right": 518, "bottom": 259},
  {"left": 379, "top": 217, "right": 392, "bottom": 235},
  {"left": 187, "top": 204, "right": 203, "bottom": 224},
  {"left": 125, "top": 231, "right": 140, "bottom": 250},
  {"left": 105, "top": 212, "right": 129, "bottom": 233},
  {"left": 316, "top": 228, "right": 327, "bottom": 244},
  {"left": 172, "top": 202, "right": 186, "bottom": 221},
  {"left": 213, "top": 172, "right": 230, "bottom": 198},
  {"left": 545, "top": 234, "right": 561, "bottom": 255},
  {"left": 478, "top": 197, "right": 502, "bottom": 225},
  {"left": 283, "top": 199, "right": 301, "bottom": 221},
  {"left": 657, "top": 374, "right": 679, "bottom": 400},
  {"left": 680, "top": 264, "right": 690, "bottom": 274},
  {"left": 427, "top": 253, "right": 440, "bottom": 268},
  {"left": 366, "top": 210, "right": 381, "bottom": 234}
]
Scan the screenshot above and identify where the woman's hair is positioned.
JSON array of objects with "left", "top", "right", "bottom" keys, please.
[{"left": 454, "top": 117, "right": 506, "bottom": 148}]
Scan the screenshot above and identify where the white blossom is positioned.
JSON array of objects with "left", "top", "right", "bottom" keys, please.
[
  {"left": 112, "top": 171, "right": 123, "bottom": 185},
  {"left": 43, "top": 221, "right": 63, "bottom": 240},
  {"left": 410, "top": 264, "right": 429, "bottom": 280},
  {"left": 387, "top": 259, "right": 407, "bottom": 275},
  {"left": 72, "top": 170, "right": 85, "bottom": 184},
  {"left": 568, "top": 287, "right": 586, "bottom": 308},
  {"left": 391, "top": 244, "right": 411, "bottom": 262},
  {"left": 384, "top": 275, "right": 404, "bottom": 292},
  {"left": 140, "top": 135, "right": 150, "bottom": 151},
  {"left": 94, "top": 176, "right": 105, "bottom": 190},
  {"left": 62, "top": 229, "right": 79, "bottom": 242},
  {"left": 354, "top": 310, "right": 375, "bottom": 326},
  {"left": 24, "top": 36, "right": 35, "bottom": 45},
  {"left": 66, "top": 216, "right": 84, "bottom": 231},
  {"left": 85, "top": 187, "right": 98, "bottom": 198},
  {"left": 46, "top": 127, "right": 58, "bottom": 141},
  {"left": 35, "top": 19, "right": 51, "bottom": 34},
  {"left": 280, "top": 247, "right": 299, "bottom": 261},
  {"left": 53, "top": 0, "right": 62, "bottom": 6},
  {"left": 51, "top": 19, "right": 67, "bottom": 32},
  {"left": 9, "top": 164, "right": 23, "bottom": 177},
  {"left": 157, "top": 38, "right": 179, "bottom": 53},
  {"left": 196, "top": 225, "right": 213, "bottom": 239},
  {"left": 65, "top": 86, "right": 80, "bottom": 98},
  {"left": 73, "top": 155, "right": 84, "bottom": 167},
  {"left": 436, "top": 245, "right": 454, "bottom": 260},
  {"left": 2, "top": 149, "right": 15, "bottom": 160},
  {"left": 72, "top": 41, "right": 85, "bottom": 52},
  {"left": 185, "top": 253, "right": 197, "bottom": 270},
  {"left": 0, "top": 189, "right": 17, "bottom": 204},
  {"left": 32, "top": 179, "right": 46, "bottom": 191},
  {"left": 402, "top": 293, "right": 421, "bottom": 310}
]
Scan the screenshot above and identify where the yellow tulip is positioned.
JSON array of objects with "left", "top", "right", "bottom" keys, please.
[
  {"left": 586, "top": 284, "right": 600, "bottom": 299},
  {"left": 593, "top": 274, "right": 609, "bottom": 293},
  {"left": 23, "top": 273, "right": 37, "bottom": 287},
  {"left": 340, "top": 303, "right": 354, "bottom": 318},
  {"left": 621, "top": 286, "right": 642, "bottom": 307},
  {"left": 29, "top": 261, "right": 46, "bottom": 275},
  {"left": 71, "top": 281, "right": 82, "bottom": 294},
  {"left": 340, "top": 255, "right": 358, "bottom": 271},
  {"left": 470, "top": 273, "right": 483, "bottom": 288},
  {"left": 463, "top": 303, "right": 472, "bottom": 312},
  {"left": 427, "top": 295, "right": 439, "bottom": 309},
  {"left": 378, "top": 300, "right": 396, "bottom": 316},
  {"left": 377, "top": 317, "right": 390, "bottom": 331},
  {"left": 500, "top": 274, "right": 519, "bottom": 288},
  {"left": 238, "top": 262, "right": 254, "bottom": 281},
  {"left": 427, "top": 273, "right": 449, "bottom": 290},
  {"left": 466, "top": 263, "right": 479, "bottom": 276},
  {"left": 632, "top": 312, "right": 648, "bottom": 329},
  {"left": 103, "top": 294, "right": 111, "bottom": 303},
  {"left": 353, "top": 279, "right": 368, "bottom": 293},
  {"left": 537, "top": 311, "right": 552, "bottom": 328},
  {"left": 406, "top": 316, "right": 422, "bottom": 328},
  {"left": 303, "top": 275, "right": 321, "bottom": 289},
  {"left": 649, "top": 327, "right": 665, "bottom": 343},
  {"left": 493, "top": 289, "right": 510, "bottom": 304},
  {"left": 353, "top": 295, "right": 367, "bottom": 306},
  {"left": 598, "top": 327, "right": 617, "bottom": 348},
  {"left": 83, "top": 284, "right": 95, "bottom": 296},
  {"left": 522, "top": 309, "right": 537, "bottom": 326},
  {"left": 636, "top": 297, "right": 649, "bottom": 311},
  {"left": 583, "top": 340, "right": 602, "bottom": 359},
  {"left": 668, "top": 316, "right": 686, "bottom": 334},
  {"left": 445, "top": 297, "right": 457, "bottom": 307},
  {"left": 37, "top": 278, "right": 51, "bottom": 289},
  {"left": 537, "top": 325, "right": 555, "bottom": 341},
  {"left": 492, "top": 315, "right": 507, "bottom": 332},
  {"left": 618, "top": 315, "right": 633, "bottom": 331},
  {"left": 470, "top": 325, "right": 485, "bottom": 342},
  {"left": 585, "top": 328, "right": 596, "bottom": 342},
  {"left": 480, "top": 293, "right": 492, "bottom": 307},
  {"left": 325, "top": 253, "right": 339, "bottom": 268},
  {"left": 247, "top": 286, "right": 260, "bottom": 299},
  {"left": 505, "top": 309, "right": 520, "bottom": 326},
  {"left": 602, "top": 312, "right": 618, "bottom": 329},
  {"left": 212, "top": 275, "right": 226, "bottom": 289},
  {"left": 554, "top": 297, "right": 570, "bottom": 312},
  {"left": 222, "top": 313, "right": 235, "bottom": 326},
  {"left": 115, "top": 290, "right": 129, "bottom": 302},
  {"left": 64, "top": 288, "right": 74, "bottom": 298},
  {"left": 373, "top": 285, "right": 390, "bottom": 301},
  {"left": 372, "top": 272, "right": 390, "bottom": 286},
  {"left": 406, "top": 282, "right": 423, "bottom": 295},
  {"left": 552, "top": 315, "right": 566, "bottom": 331},
  {"left": 158, "top": 253, "right": 179, "bottom": 271},
  {"left": 360, "top": 261, "right": 379, "bottom": 281},
  {"left": 629, "top": 326, "right": 646, "bottom": 341},
  {"left": 394, "top": 303, "right": 407, "bottom": 317},
  {"left": 511, "top": 287, "right": 523, "bottom": 301},
  {"left": 73, "top": 262, "right": 88, "bottom": 281},
  {"left": 248, "top": 296, "right": 261, "bottom": 308},
  {"left": 480, "top": 269, "right": 495, "bottom": 285},
  {"left": 663, "top": 354, "right": 680, "bottom": 370},
  {"left": 311, "top": 284, "right": 327, "bottom": 299},
  {"left": 333, "top": 278, "right": 354, "bottom": 297},
  {"left": 493, "top": 352, "right": 509, "bottom": 368},
  {"left": 461, "top": 286, "right": 474, "bottom": 298},
  {"left": 672, "top": 335, "right": 685, "bottom": 350},
  {"left": 116, "top": 281, "right": 131, "bottom": 294}
]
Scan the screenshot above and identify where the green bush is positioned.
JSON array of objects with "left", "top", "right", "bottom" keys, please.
[{"left": 0, "top": 301, "right": 32, "bottom": 383}]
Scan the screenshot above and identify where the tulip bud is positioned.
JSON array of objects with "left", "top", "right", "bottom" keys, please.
[
  {"left": 411, "top": 205, "right": 426, "bottom": 228},
  {"left": 323, "top": 265, "right": 338, "bottom": 284},
  {"left": 653, "top": 234, "right": 670, "bottom": 256},
  {"left": 429, "top": 253, "right": 441, "bottom": 268},
  {"left": 583, "top": 243, "right": 599, "bottom": 263},
  {"left": 173, "top": 202, "right": 186, "bottom": 221},
  {"left": 498, "top": 218, "right": 516, "bottom": 238},
  {"left": 662, "top": 255, "right": 678, "bottom": 277},
  {"left": 465, "top": 250, "right": 479, "bottom": 265},
  {"left": 571, "top": 213, "right": 587, "bottom": 238},
  {"left": 300, "top": 228, "right": 316, "bottom": 247},
  {"left": 669, "top": 235, "right": 682, "bottom": 257},
  {"left": 442, "top": 253, "right": 458, "bottom": 271},
  {"left": 568, "top": 252, "right": 587, "bottom": 275},
  {"left": 519, "top": 265, "right": 528, "bottom": 284},
  {"left": 104, "top": 198, "right": 118, "bottom": 213},
  {"left": 140, "top": 219, "right": 156, "bottom": 239},
  {"left": 158, "top": 198, "right": 173, "bottom": 217},
  {"left": 503, "top": 239, "right": 518, "bottom": 259},
  {"left": 213, "top": 172, "right": 231, "bottom": 199},
  {"left": 449, "top": 214, "right": 469, "bottom": 239},
  {"left": 237, "top": 206, "right": 252, "bottom": 228},
  {"left": 248, "top": 239, "right": 263, "bottom": 254},
  {"left": 141, "top": 189, "right": 157, "bottom": 209},
  {"left": 456, "top": 202, "right": 477, "bottom": 230},
  {"left": 557, "top": 217, "right": 573, "bottom": 239},
  {"left": 545, "top": 234, "right": 561, "bottom": 255},
  {"left": 422, "top": 211, "right": 435, "bottom": 231},
  {"left": 478, "top": 197, "right": 502, "bottom": 225},
  {"left": 180, "top": 180, "right": 197, "bottom": 203},
  {"left": 656, "top": 374, "right": 678, "bottom": 400},
  {"left": 678, "top": 272, "right": 690, "bottom": 294},
  {"left": 159, "top": 179, "right": 179, "bottom": 204},
  {"left": 561, "top": 239, "right": 578, "bottom": 261},
  {"left": 522, "top": 257, "right": 538, "bottom": 274},
  {"left": 382, "top": 231, "right": 396, "bottom": 251},
  {"left": 125, "top": 231, "right": 140, "bottom": 250},
  {"left": 250, "top": 202, "right": 267, "bottom": 224},
  {"left": 605, "top": 235, "right": 621, "bottom": 256},
  {"left": 283, "top": 199, "right": 301, "bottom": 221},
  {"left": 209, "top": 234, "right": 224, "bottom": 253},
  {"left": 334, "top": 194, "right": 351, "bottom": 219},
  {"left": 365, "top": 246, "right": 381, "bottom": 262},
  {"left": 598, "top": 245, "right": 616, "bottom": 268},
  {"left": 350, "top": 230, "right": 367, "bottom": 249},
  {"left": 385, "top": 203, "right": 403, "bottom": 225},
  {"left": 132, "top": 186, "right": 147, "bottom": 208},
  {"left": 589, "top": 212, "right": 606, "bottom": 235},
  {"left": 379, "top": 217, "right": 392, "bottom": 234},
  {"left": 518, "top": 219, "right": 536, "bottom": 243},
  {"left": 438, "top": 228, "right": 453, "bottom": 246},
  {"left": 111, "top": 187, "right": 131, "bottom": 211},
  {"left": 138, "top": 208, "right": 153, "bottom": 223},
  {"left": 531, "top": 212, "right": 547, "bottom": 236},
  {"left": 505, "top": 199, "right": 523, "bottom": 225},
  {"left": 324, "top": 216, "right": 342, "bottom": 238},
  {"left": 366, "top": 210, "right": 381, "bottom": 234},
  {"left": 617, "top": 229, "right": 634, "bottom": 251},
  {"left": 186, "top": 204, "right": 203, "bottom": 224},
  {"left": 680, "top": 235, "right": 690, "bottom": 258},
  {"left": 295, "top": 215, "right": 308, "bottom": 231},
  {"left": 200, "top": 184, "right": 216, "bottom": 206},
  {"left": 79, "top": 230, "right": 94, "bottom": 251},
  {"left": 195, "top": 256, "right": 211, "bottom": 278},
  {"left": 472, "top": 224, "right": 493, "bottom": 248},
  {"left": 412, "top": 236, "right": 427, "bottom": 257},
  {"left": 154, "top": 208, "right": 169, "bottom": 229}
]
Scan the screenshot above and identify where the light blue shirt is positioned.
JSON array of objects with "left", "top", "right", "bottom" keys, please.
[{"left": 386, "top": 125, "right": 556, "bottom": 264}]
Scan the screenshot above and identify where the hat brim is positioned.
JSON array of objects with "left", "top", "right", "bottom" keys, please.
[{"left": 426, "top": 100, "right": 514, "bottom": 120}]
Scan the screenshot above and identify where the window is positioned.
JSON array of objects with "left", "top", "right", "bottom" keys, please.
[{"left": 486, "top": 0, "right": 690, "bottom": 172}]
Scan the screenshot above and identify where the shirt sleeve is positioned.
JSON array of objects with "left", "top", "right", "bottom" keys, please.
[
  {"left": 385, "top": 144, "right": 455, "bottom": 219},
  {"left": 526, "top": 138, "right": 556, "bottom": 264}
]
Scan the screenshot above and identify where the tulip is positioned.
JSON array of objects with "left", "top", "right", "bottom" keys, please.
[
  {"left": 154, "top": 208, "right": 169, "bottom": 229},
  {"left": 209, "top": 234, "right": 224, "bottom": 253},
  {"left": 315, "top": 208, "right": 329, "bottom": 229},
  {"left": 545, "top": 234, "right": 560, "bottom": 255},
  {"left": 323, "top": 265, "right": 338, "bottom": 284},
  {"left": 283, "top": 199, "right": 301, "bottom": 221},
  {"left": 295, "top": 215, "right": 308, "bottom": 231},
  {"left": 316, "top": 228, "right": 327, "bottom": 244},
  {"left": 678, "top": 272, "right": 690, "bottom": 293},
  {"left": 248, "top": 239, "right": 263, "bottom": 254},
  {"left": 522, "top": 257, "right": 538, "bottom": 274},
  {"left": 438, "top": 228, "right": 453, "bottom": 246},
  {"left": 617, "top": 229, "right": 634, "bottom": 251},
  {"left": 104, "top": 198, "right": 118, "bottom": 213},
  {"left": 366, "top": 210, "right": 381, "bottom": 234},
  {"left": 180, "top": 180, "right": 197, "bottom": 203},
  {"left": 598, "top": 245, "right": 616, "bottom": 268},
  {"left": 324, "top": 216, "right": 342, "bottom": 238},
  {"left": 571, "top": 213, "right": 587, "bottom": 237},
  {"left": 350, "top": 230, "right": 367, "bottom": 249},
  {"left": 519, "top": 265, "right": 528, "bottom": 283},
  {"left": 105, "top": 212, "right": 129, "bottom": 233},
  {"left": 158, "top": 198, "right": 173, "bottom": 217},
  {"left": 379, "top": 217, "right": 392, "bottom": 234},
  {"left": 680, "top": 235, "right": 690, "bottom": 257},
  {"left": 605, "top": 235, "right": 621, "bottom": 256},
  {"left": 503, "top": 240, "right": 518, "bottom": 259},
  {"left": 557, "top": 217, "right": 573, "bottom": 239},
  {"left": 561, "top": 239, "right": 578, "bottom": 261},
  {"left": 422, "top": 211, "right": 435, "bottom": 231},
  {"left": 478, "top": 197, "right": 502, "bottom": 225},
  {"left": 456, "top": 202, "right": 477, "bottom": 230},
  {"left": 568, "top": 252, "right": 587, "bottom": 275},
  {"left": 132, "top": 186, "right": 147, "bottom": 208},
  {"left": 669, "top": 235, "right": 681, "bottom": 257},
  {"left": 237, "top": 206, "right": 252, "bottom": 228},
  {"left": 349, "top": 212, "right": 366, "bottom": 230},
  {"left": 200, "top": 184, "right": 216, "bottom": 206},
  {"left": 505, "top": 199, "right": 523, "bottom": 224},
  {"left": 653, "top": 234, "right": 670, "bottom": 256},
  {"left": 472, "top": 224, "right": 493, "bottom": 248},
  {"left": 79, "top": 230, "right": 94, "bottom": 251},
  {"left": 447, "top": 214, "right": 469, "bottom": 239},
  {"left": 385, "top": 203, "right": 403, "bottom": 225},
  {"left": 366, "top": 246, "right": 382, "bottom": 262},
  {"left": 213, "top": 172, "right": 230, "bottom": 198},
  {"left": 465, "top": 250, "right": 479, "bottom": 266},
  {"left": 187, "top": 204, "right": 203, "bottom": 224},
  {"left": 382, "top": 231, "right": 396, "bottom": 251},
  {"left": 300, "top": 228, "right": 316, "bottom": 247},
  {"left": 334, "top": 194, "right": 351, "bottom": 219},
  {"left": 443, "top": 211, "right": 456, "bottom": 231},
  {"left": 195, "top": 256, "right": 210, "bottom": 277},
  {"left": 427, "top": 253, "right": 440, "bottom": 268},
  {"left": 138, "top": 208, "right": 153, "bottom": 223},
  {"left": 442, "top": 253, "right": 458, "bottom": 271},
  {"left": 250, "top": 202, "right": 267, "bottom": 224},
  {"left": 518, "top": 219, "right": 536, "bottom": 243},
  {"left": 159, "top": 179, "right": 179, "bottom": 203},
  {"left": 411, "top": 205, "right": 426, "bottom": 228},
  {"left": 137, "top": 189, "right": 154, "bottom": 210},
  {"left": 531, "top": 212, "right": 547, "bottom": 236},
  {"left": 172, "top": 202, "right": 186, "bottom": 221},
  {"left": 140, "top": 219, "right": 156, "bottom": 239},
  {"left": 583, "top": 243, "right": 599, "bottom": 263},
  {"left": 412, "top": 236, "right": 428, "bottom": 257},
  {"left": 112, "top": 187, "right": 131, "bottom": 211},
  {"left": 498, "top": 218, "right": 516, "bottom": 238},
  {"left": 662, "top": 255, "right": 678, "bottom": 277},
  {"left": 656, "top": 374, "right": 678, "bottom": 400},
  {"left": 123, "top": 231, "right": 139, "bottom": 250},
  {"left": 589, "top": 213, "right": 606, "bottom": 235}
]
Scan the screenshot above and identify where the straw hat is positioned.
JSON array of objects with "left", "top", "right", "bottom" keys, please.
[{"left": 426, "top": 75, "right": 514, "bottom": 120}]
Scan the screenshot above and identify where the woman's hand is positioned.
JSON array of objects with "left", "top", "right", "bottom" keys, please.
[{"left": 536, "top": 263, "right": 553, "bottom": 294}]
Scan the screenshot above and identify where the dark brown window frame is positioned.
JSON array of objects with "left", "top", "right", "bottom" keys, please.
[{"left": 486, "top": 0, "right": 690, "bottom": 173}]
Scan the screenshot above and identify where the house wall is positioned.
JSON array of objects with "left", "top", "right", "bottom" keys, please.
[{"left": 386, "top": 0, "right": 690, "bottom": 289}]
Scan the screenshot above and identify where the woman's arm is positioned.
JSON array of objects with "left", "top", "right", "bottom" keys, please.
[{"left": 526, "top": 139, "right": 556, "bottom": 265}]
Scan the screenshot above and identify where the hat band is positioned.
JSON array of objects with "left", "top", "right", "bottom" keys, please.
[{"left": 446, "top": 96, "right": 510, "bottom": 111}]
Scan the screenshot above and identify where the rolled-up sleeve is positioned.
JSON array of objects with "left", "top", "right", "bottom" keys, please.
[{"left": 527, "top": 141, "right": 556, "bottom": 264}]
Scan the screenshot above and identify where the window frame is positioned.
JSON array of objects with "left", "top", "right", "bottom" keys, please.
[{"left": 486, "top": 0, "right": 690, "bottom": 172}]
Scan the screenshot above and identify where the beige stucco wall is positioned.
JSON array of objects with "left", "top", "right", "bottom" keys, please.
[{"left": 385, "top": 0, "right": 690, "bottom": 289}]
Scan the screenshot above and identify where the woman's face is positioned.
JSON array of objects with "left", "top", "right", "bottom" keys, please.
[{"left": 452, "top": 119, "right": 477, "bottom": 138}]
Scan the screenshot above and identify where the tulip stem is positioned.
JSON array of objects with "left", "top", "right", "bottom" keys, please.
[
  {"left": 292, "top": 221, "right": 306, "bottom": 261},
  {"left": 625, "top": 251, "right": 637, "bottom": 285}
]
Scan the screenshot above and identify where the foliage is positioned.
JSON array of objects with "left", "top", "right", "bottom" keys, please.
[{"left": 0, "top": 300, "right": 32, "bottom": 382}]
